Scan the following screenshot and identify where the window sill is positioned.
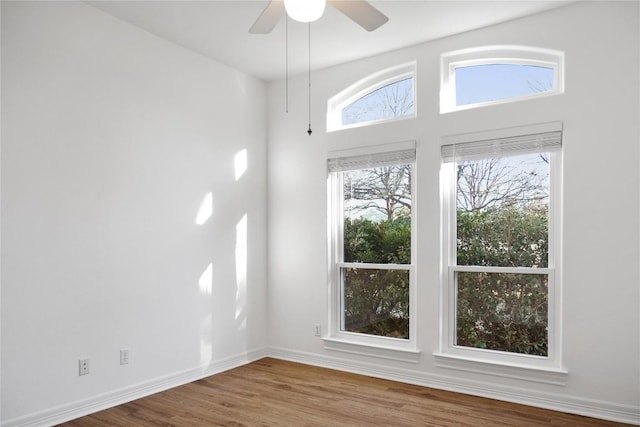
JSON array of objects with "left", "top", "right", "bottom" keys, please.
[
  {"left": 433, "top": 352, "right": 568, "bottom": 386},
  {"left": 323, "top": 337, "right": 421, "bottom": 364}
]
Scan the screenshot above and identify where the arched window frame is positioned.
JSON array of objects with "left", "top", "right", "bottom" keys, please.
[
  {"left": 440, "top": 46, "right": 564, "bottom": 113},
  {"left": 327, "top": 62, "right": 417, "bottom": 132}
]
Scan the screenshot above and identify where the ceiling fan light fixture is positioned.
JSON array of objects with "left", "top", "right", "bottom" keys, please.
[{"left": 284, "top": 0, "right": 326, "bottom": 23}]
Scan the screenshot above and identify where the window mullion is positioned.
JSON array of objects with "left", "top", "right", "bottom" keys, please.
[
  {"left": 339, "top": 262, "right": 412, "bottom": 270},
  {"left": 451, "top": 265, "right": 553, "bottom": 275}
]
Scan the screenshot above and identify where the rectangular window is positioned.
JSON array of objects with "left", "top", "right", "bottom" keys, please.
[
  {"left": 439, "top": 124, "right": 563, "bottom": 372},
  {"left": 328, "top": 142, "right": 416, "bottom": 351}
]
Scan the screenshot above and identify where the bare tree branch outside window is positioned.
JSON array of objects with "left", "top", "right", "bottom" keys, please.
[{"left": 342, "top": 78, "right": 414, "bottom": 126}]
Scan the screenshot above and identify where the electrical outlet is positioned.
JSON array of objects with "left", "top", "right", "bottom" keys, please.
[
  {"left": 79, "top": 358, "right": 90, "bottom": 376},
  {"left": 120, "top": 349, "right": 129, "bottom": 365},
  {"left": 314, "top": 323, "right": 322, "bottom": 337}
]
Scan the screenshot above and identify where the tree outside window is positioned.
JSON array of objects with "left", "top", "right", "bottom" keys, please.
[
  {"left": 341, "top": 163, "right": 412, "bottom": 339},
  {"left": 454, "top": 152, "right": 551, "bottom": 356},
  {"left": 342, "top": 78, "right": 414, "bottom": 126}
]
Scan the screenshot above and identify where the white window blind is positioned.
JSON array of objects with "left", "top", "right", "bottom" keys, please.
[
  {"left": 442, "top": 131, "right": 562, "bottom": 163},
  {"left": 328, "top": 141, "right": 416, "bottom": 173}
]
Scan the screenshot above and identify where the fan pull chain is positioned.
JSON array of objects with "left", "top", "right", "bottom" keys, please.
[{"left": 307, "top": 22, "right": 312, "bottom": 136}]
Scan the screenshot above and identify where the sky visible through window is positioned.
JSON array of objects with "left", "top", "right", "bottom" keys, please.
[{"left": 455, "top": 64, "right": 554, "bottom": 106}]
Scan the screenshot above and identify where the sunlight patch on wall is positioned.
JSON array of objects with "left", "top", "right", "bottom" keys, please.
[
  {"left": 235, "top": 149, "right": 248, "bottom": 181},
  {"left": 235, "top": 213, "right": 248, "bottom": 328},
  {"left": 199, "top": 263, "right": 213, "bottom": 295},
  {"left": 195, "top": 192, "right": 213, "bottom": 225},
  {"left": 200, "top": 313, "right": 213, "bottom": 365}
]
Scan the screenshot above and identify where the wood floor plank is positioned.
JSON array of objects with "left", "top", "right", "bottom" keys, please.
[{"left": 59, "top": 358, "right": 633, "bottom": 426}]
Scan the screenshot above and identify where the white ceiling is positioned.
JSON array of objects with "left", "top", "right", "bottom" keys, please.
[{"left": 87, "top": 0, "right": 574, "bottom": 82}]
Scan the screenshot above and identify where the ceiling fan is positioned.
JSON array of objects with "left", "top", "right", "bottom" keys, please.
[{"left": 249, "top": 0, "right": 389, "bottom": 34}]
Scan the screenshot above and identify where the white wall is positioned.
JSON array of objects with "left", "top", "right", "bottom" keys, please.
[
  {"left": 1, "top": 1, "right": 268, "bottom": 425},
  {"left": 268, "top": 1, "right": 640, "bottom": 424},
  {"left": 2, "top": 1, "right": 638, "bottom": 425}
]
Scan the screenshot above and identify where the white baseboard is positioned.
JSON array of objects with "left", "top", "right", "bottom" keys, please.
[
  {"left": 268, "top": 346, "right": 640, "bottom": 426},
  {"left": 5, "top": 346, "right": 639, "bottom": 426},
  {"left": 3, "top": 347, "right": 270, "bottom": 427}
]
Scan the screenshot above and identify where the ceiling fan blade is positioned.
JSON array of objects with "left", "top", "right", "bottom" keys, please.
[
  {"left": 328, "top": 0, "right": 389, "bottom": 32},
  {"left": 249, "top": 0, "right": 285, "bottom": 34}
]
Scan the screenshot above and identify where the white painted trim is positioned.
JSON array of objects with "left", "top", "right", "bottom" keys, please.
[
  {"left": 5, "top": 346, "right": 638, "bottom": 426},
  {"left": 327, "top": 61, "right": 417, "bottom": 132},
  {"left": 323, "top": 337, "right": 420, "bottom": 364},
  {"left": 440, "top": 45, "right": 565, "bottom": 114},
  {"left": 338, "top": 262, "right": 411, "bottom": 271},
  {"left": 438, "top": 131, "right": 564, "bottom": 372},
  {"left": 450, "top": 265, "right": 551, "bottom": 275},
  {"left": 268, "top": 347, "right": 640, "bottom": 426},
  {"left": 327, "top": 142, "right": 417, "bottom": 353},
  {"left": 2, "top": 347, "right": 270, "bottom": 427},
  {"left": 432, "top": 352, "right": 568, "bottom": 386}
]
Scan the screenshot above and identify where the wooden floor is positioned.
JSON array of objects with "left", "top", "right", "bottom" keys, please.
[{"left": 60, "top": 358, "right": 631, "bottom": 426}]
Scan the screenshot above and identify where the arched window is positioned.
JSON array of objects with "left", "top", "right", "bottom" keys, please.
[
  {"left": 327, "top": 62, "right": 416, "bottom": 132},
  {"left": 440, "top": 46, "right": 564, "bottom": 113}
]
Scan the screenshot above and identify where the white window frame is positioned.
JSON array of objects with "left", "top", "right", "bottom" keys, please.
[
  {"left": 327, "top": 62, "right": 417, "bottom": 132},
  {"left": 440, "top": 46, "right": 565, "bottom": 113},
  {"left": 325, "top": 141, "right": 419, "bottom": 362},
  {"left": 435, "top": 122, "right": 568, "bottom": 384}
]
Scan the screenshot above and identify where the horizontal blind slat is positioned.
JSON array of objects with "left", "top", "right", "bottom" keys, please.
[
  {"left": 442, "top": 131, "right": 562, "bottom": 162},
  {"left": 328, "top": 148, "right": 416, "bottom": 172}
]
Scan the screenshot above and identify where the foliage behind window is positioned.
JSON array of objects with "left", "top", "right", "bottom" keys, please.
[
  {"left": 341, "top": 164, "right": 412, "bottom": 339},
  {"left": 455, "top": 153, "right": 550, "bottom": 356}
]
